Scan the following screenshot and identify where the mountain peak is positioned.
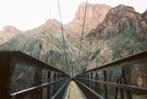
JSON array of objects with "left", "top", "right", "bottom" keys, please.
[
  {"left": 1, "top": 26, "right": 21, "bottom": 34},
  {"left": 103, "top": 4, "right": 142, "bottom": 23},
  {"left": 73, "top": 2, "right": 111, "bottom": 21}
]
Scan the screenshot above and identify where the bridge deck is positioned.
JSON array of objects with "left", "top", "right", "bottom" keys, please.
[{"left": 64, "top": 81, "right": 86, "bottom": 99}]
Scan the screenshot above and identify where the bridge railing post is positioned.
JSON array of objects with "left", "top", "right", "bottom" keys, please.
[
  {"left": 30, "top": 68, "right": 43, "bottom": 99},
  {"left": 47, "top": 71, "right": 51, "bottom": 98},
  {"left": 103, "top": 70, "right": 107, "bottom": 99},
  {"left": 95, "top": 72, "right": 100, "bottom": 99},
  {"left": 0, "top": 53, "right": 11, "bottom": 99},
  {"left": 91, "top": 72, "right": 94, "bottom": 99}
]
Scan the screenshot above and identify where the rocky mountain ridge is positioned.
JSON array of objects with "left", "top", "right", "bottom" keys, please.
[
  {"left": 87, "top": 4, "right": 146, "bottom": 39},
  {"left": 86, "top": 4, "right": 147, "bottom": 67}
]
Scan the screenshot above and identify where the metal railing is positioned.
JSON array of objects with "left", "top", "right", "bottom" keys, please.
[
  {"left": 0, "top": 51, "right": 71, "bottom": 99},
  {"left": 1, "top": 50, "right": 147, "bottom": 99},
  {"left": 73, "top": 50, "right": 147, "bottom": 99}
]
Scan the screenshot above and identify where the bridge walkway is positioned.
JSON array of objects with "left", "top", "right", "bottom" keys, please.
[{"left": 64, "top": 81, "right": 86, "bottom": 99}]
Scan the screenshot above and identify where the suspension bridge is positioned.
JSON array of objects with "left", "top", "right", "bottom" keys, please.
[{"left": 0, "top": 0, "right": 147, "bottom": 99}]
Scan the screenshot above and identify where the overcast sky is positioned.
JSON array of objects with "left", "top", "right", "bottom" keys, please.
[{"left": 0, "top": 0, "right": 146, "bottom": 31}]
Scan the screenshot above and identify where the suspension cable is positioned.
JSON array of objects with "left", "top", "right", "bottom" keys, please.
[
  {"left": 77, "top": 0, "right": 88, "bottom": 73},
  {"left": 57, "top": 0, "right": 68, "bottom": 65},
  {"left": 49, "top": 0, "right": 52, "bottom": 32},
  {"left": 96, "top": 0, "right": 99, "bottom": 49}
]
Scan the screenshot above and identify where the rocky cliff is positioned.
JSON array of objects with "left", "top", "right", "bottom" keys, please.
[
  {"left": 85, "top": 4, "right": 147, "bottom": 64},
  {"left": 85, "top": 4, "right": 147, "bottom": 88},
  {"left": 67, "top": 2, "right": 111, "bottom": 36}
]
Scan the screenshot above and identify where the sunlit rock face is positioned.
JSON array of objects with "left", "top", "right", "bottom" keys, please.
[
  {"left": 73, "top": 2, "right": 111, "bottom": 21},
  {"left": 1, "top": 26, "right": 21, "bottom": 34},
  {"left": 68, "top": 2, "right": 111, "bottom": 36},
  {"left": 0, "top": 26, "right": 21, "bottom": 46}
]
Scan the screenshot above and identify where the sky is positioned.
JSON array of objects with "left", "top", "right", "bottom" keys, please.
[{"left": 0, "top": 0, "right": 146, "bottom": 31}]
